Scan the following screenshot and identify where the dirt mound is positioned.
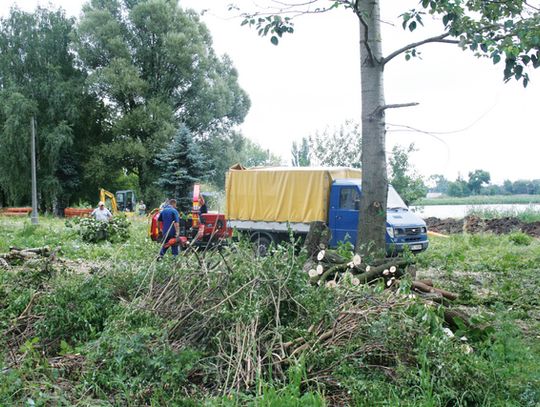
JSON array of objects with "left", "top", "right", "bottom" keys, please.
[
  {"left": 484, "top": 217, "right": 523, "bottom": 234},
  {"left": 426, "top": 216, "right": 539, "bottom": 237},
  {"left": 425, "top": 217, "right": 464, "bottom": 234},
  {"left": 521, "top": 221, "right": 540, "bottom": 238}
]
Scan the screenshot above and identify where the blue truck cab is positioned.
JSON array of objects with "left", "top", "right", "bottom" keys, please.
[{"left": 328, "top": 179, "right": 429, "bottom": 253}]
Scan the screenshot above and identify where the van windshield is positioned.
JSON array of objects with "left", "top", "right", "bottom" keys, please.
[{"left": 387, "top": 186, "right": 408, "bottom": 210}]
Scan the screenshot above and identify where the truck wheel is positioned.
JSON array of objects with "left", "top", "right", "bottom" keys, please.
[{"left": 252, "top": 234, "right": 273, "bottom": 257}]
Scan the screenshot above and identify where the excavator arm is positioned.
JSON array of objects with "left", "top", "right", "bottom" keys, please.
[{"left": 99, "top": 188, "right": 119, "bottom": 214}]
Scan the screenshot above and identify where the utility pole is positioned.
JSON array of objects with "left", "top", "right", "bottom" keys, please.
[{"left": 30, "top": 116, "right": 38, "bottom": 225}]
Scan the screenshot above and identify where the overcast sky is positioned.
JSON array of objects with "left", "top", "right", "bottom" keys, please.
[{"left": 1, "top": 0, "right": 538, "bottom": 184}]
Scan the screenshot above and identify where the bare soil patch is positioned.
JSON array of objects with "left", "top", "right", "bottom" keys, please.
[{"left": 426, "top": 215, "right": 540, "bottom": 237}]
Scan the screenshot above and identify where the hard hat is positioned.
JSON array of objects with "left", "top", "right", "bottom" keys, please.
[{"left": 98, "top": 201, "right": 105, "bottom": 206}]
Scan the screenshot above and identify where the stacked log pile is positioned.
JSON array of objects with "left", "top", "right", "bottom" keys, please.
[{"left": 0, "top": 246, "right": 59, "bottom": 268}]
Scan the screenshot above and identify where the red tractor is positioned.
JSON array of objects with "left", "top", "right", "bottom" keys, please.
[{"left": 149, "top": 185, "right": 232, "bottom": 251}]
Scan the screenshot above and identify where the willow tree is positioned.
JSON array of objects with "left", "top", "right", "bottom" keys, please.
[
  {"left": 240, "top": 0, "right": 540, "bottom": 254},
  {"left": 0, "top": 7, "right": 102, "bottom": 210}
]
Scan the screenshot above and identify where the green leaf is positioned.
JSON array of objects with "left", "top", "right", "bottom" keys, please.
[
  {"left": 443, "top": 14, "right": 449, "bottom": 26},
  {"left": 514, "top": 65, "right": 523, "bottom": 79},
  {"left": 493, "top": 54, "right": 501, "bottom": 64},
  {"left": 270, "top": 36, "right": 278, "bottom": 46},
  {"left": 409, "top": 21, "right": 417, "bottom": 32}
]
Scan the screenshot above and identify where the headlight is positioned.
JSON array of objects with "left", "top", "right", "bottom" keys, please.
[
  {"left": 386, "top": 227, "right": 395, "bottom": 238},
  {"left": 421, "top": 227, "right": 427, "bottom": 233}
]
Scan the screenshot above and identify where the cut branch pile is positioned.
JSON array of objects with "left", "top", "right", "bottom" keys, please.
[
  {"left": 138, "top": 227, "right": 483, "bottom": 398},
  {"left": 0, "top": 246, "right": 60, "bottom": 268}
]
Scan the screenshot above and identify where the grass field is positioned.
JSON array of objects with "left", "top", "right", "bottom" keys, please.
[
  {"left": 416, "top": 194, "right": 540, "bottom": 206},
  {"left": 1, "top": 216, "right": 539, "bottom": 406}
]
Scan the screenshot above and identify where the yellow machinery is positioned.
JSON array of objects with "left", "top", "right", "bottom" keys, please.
[{"left": 99, "top": 188, "right": 136, "bottom": 215}]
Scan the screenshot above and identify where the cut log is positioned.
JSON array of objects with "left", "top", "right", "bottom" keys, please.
[
  {"left": 10, "top": 246, "right": 50, "bottom": 256},
  {"left": 356, "top": 259, "right": 411, "bottom": 284},
  {"left": 412, "top": 281, "right": 458, "bottom": 301}
]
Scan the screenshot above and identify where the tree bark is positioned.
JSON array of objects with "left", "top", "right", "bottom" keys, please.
[{"left": 355, "top": 0, "right": 388, "bottom": 255}]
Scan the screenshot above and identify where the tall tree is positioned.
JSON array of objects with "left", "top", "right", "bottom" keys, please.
[
  {"left": 291, "top": 138, "right": 311, "bottom": 167},
  {"left": 75, "top": 0, "right": 250, "bottom": 198},
  {"left": 154, "top": 125, "right": 208, "bottom": 210},
  {"left": 239, "top": 0, "right": 540, "bottom": 254},
  {"left": 429, "top": 174, "right": 449, "bottom": 194},
  {"left": 0, "top": 7, "right": 103, "bottom": 211},
  {"left": 447, "top": 176, "right": 471, "bottom": 197},
  {"left": 467, "top": 169, "right": 491, "bottom": 195}
]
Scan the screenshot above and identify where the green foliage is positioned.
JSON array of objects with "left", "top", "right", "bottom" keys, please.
[
  {"left": 85, "top": 311, "right": 201, "bottom": 405},
  {"left": 1, "top": 218, "right": 540, "bottom": 405},
  {"left": 155, "top": 125, "right": 208, "bottom": 209},
  {"left": 418, "top": 194, "right": 540, "bottom": 207},
  {"left": 75, "top": 0, "right": 250, "bottom": 196},
  {"left": 200, "top": 132, "right": 281, "bottom": 188},
  {"left": 307, "top": 120, "right": 362, "bottom": 168},
  {"left": 429, "top": 174, "right": 449, "bottom": 194},
  {"left": 236, "top": 138, "right": 282, "bottom": 168},
  {"left": 415, "top": 0, "right": 540, "bottom": 87},
  {"left": 508, "top": 231, "right": 532, "bottom": 246},
  {"left": 468, "top": 169, "right": 491, "bottom": 195},
  {"left": 0, "top": 7, "right": 103, "bottom": 209},
  {"left": 291, "top": 138, "right": 311, "bottom": 167},
  {"left": 34, "top": 274, "right": 119, "bottom": 350},
  {"left": 388, "top": 143, "right": 427, "bottom": 205},
  {"left": 65, "top": 215, "right": 130, "bottom": 243},
  {"left": 447, "top": 176, "right": 471, "bottom": 197}
]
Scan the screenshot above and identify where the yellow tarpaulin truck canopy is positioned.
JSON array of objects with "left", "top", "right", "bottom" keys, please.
[{"left": 225, "top": 167, "right": 362, "bottom": 223}]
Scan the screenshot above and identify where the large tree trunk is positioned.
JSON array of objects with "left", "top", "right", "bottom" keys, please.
[{"left": 355, "top": 0, "right": 387, "bottom": 255}]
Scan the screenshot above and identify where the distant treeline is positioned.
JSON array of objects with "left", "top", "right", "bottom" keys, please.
[{"left": 430, "top": 171, "right": 540, "bottom": 197}]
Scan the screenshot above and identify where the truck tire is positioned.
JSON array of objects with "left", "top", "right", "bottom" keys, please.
[{"left": 251, "top": 233, "right": 273, "bottom": 257}]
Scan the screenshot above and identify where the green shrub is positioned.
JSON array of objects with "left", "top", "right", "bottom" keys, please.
[
  {"left": 84, "top": 310, "right": 201, "bottom": 405},
  {"left": 508, "top": 231, "right": 532, "bottom": 246},
  {"left": 34, "top": 274, "right": 119, "bottom": 351},
  {"left": 65, "top": 215, "right": 130, "bottom": 243}
]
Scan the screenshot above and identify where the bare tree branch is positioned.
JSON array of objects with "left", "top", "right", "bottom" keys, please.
[
  {"left": 382, "top": 33, "right": 459, "bottom": 66},
  {"left": 370, "top": 102, "right": 419, "bottom": 119}
]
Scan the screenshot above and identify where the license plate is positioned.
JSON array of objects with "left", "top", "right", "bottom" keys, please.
[{"left": 410, "top": 244, "right": 423, "bottom": 251}]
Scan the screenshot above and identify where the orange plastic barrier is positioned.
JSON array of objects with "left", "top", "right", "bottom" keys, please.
[{"left": 64, "top": 208, "right": 93, "bottom": 218}]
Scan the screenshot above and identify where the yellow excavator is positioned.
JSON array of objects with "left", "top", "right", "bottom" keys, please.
[{"left": 99, "top": 188, "right": 136, "bottom": 215}]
